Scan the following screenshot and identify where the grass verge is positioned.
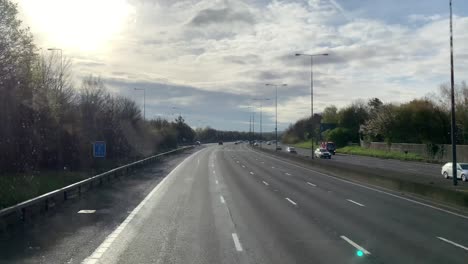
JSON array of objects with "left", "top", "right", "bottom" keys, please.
[
  {"left": 0, "top": 171, "right": 90, "bottom": 209},
  {"left": 337, "top": 145, "right": 427, "bottom": 162}
]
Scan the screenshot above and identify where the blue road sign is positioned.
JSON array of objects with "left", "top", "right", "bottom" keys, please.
[{"left": 93, "top": 141, "right": 106, "bottom": 158}]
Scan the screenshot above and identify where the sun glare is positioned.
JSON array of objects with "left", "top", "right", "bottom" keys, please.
[{"left": 19, "top": 0, "right": 134, "bottom": 52}]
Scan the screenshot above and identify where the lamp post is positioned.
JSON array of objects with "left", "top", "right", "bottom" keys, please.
[
  {"left": 253, "top": 98, "right": 271, "bottom": 147},
  {"left": 134, "top": 88, "right": 146, "bottom": 120},
  {"left": 449, "top": 0, "right": 457, "bottom": 185},
  {"left": 266, "top": 83, "right": 287, "bottom": 151},
  {"left": 295, "top": 52, "right": 328, "bottom": 159}
]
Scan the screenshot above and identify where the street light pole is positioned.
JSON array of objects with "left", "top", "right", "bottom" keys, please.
[
  {"left": 449, "top": 0, "right": 458, "bottom": 186},
  {"left": 295, "top": 52, "right": 329, "bottom": 159},
  {"left": 134, "top": 88, "right": 146, "bottom": 120},
  {"left": 253, "top": 98, "right": 271, "bottom": 147},
  {"left": 266, "top": 84, "right": 287, "bottom": 151}
]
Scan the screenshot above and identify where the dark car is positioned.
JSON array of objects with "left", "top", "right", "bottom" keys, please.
[{"left": 218, "top": 141, "right": 223, "bottom": 145}]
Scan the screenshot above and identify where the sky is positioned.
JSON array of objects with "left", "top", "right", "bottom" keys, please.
[{"left": 16, "top": 0, "right": 468, "bottom": 131}]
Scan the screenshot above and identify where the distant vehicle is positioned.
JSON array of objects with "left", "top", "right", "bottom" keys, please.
[
  {"left": 441, "top": 162, "right": 468, "bottom": 181},
  {"left": 234, "top": 141, "right": 239, "bottom": 145},
  {"left": 286, "top": 147, "right": 297, "bottom": 154},
  {"left": 195, "top": 141, "right": 201, "bottom": 146},
  {"left": 218, "top": 141, "right": 223, "bottom": 145},
  {"left": 276, "top": 146, "right": 282, "bottom": 151},
  {"left": 315, "top": 148, "right": 332, "bottom": 159},
  {"left": 321, "top": 142, "right": 336, "bottom": 155},
  {"left": 253, "top": 142, "right": 259, "bottom": 146},
  {"left": 266, "top": 141, "right": 271, "bottom": 145}
]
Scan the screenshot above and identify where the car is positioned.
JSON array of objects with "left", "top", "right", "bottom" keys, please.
[
  {"left": 286, "top": 147, "right": 297, "bottom": 154},
  {"left": 195, "top": 141, "right": 201, "bottom": 146},
  {"left": 314, "top": 148, "right": 332, "bottom": 159},
  {"left": 266, "top": 141, "right": 271, "bottom": 145},
  {"left": 441, "top": 162, "right": 468, "bottom": 181},
  {"left": 253, "top": 142, "right": 259, "bottom": 146},
  {"left": 218, "top": 141, "right": 223, "bottom": 145},
  {"left": 234, "top": 141, "right": 239, "bottom": 145},
  {"left": 276, "top": 146, "right": 282, "bottom": 151}
]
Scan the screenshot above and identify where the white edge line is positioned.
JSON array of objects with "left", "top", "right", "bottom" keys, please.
[
  {"left": 232, "top": 233, "right": 243, "bottom": 251},
  {"left": 82, "top": 150, "right": 202, "bottom": 263},
  {"left": 347, "top": 199, "right": 365, "bottom": 207},
  {"left": 220, "top": 195, "right": 226, "bottom": 204},
  {"left": 306, "top": 182, "right": 316, "bottom": 187},
  {"left": 285, "top": 197, "right": 297, "bottom": 206},
  {"left": 340, "top": 235, "right": 371, "bottom": 255},
  {"left": 262, "top": 181, "right": 269, "bottom": 186},
  {"left": 252, "top": 149, "right": 468, "bottom": 220},
  {"left": 437, "top": 237, "right": 468, "bottom": 251}
]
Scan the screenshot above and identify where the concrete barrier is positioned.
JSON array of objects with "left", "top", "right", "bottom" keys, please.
[{"left": 0, "top": 146, "right": 193, "bottom": 231}]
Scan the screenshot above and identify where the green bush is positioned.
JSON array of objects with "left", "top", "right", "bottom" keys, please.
[{"left": 325, "top": 127, "right": 353, "bottom": 148}]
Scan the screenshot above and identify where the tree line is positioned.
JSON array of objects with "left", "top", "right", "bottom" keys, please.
[
  {"left": 282, "top": 82, "right": 468, "bottom": 148},
  {"left": 0, "top": 0, "right": 195, "bottom": 174}
]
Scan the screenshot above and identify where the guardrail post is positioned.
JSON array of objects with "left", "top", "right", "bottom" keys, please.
[
  {"left": 64, "top": 191, "right": 68, "bottom": 201},
  {"left": 45, "top": 198, "right": 49, "bottom": 211}
]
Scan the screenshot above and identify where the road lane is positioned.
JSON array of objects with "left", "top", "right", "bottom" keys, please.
[{"left": 232, "top": 143, "right": 468, "bottom": 263}]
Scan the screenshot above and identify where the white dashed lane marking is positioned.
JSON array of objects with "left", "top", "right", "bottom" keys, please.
[
  {"left": 262, "top": 181, "right": 269, "bottom": 186},
  {"left": 340, "top": 235, "right": 371, "bottom": 255},
  {"left": 285, "top": 198, "right": 297, "bottom": 206},
  {"left": 346, "top": 199, "right": 365, "bottom": 207},
  {"left": 232, "top": 233, "right": 243, "bottom": 251},
  {"left": 437, "top": 237, "right": 468, "bottom": 251}
]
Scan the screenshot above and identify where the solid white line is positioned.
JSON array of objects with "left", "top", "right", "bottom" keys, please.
[
  {"left": 250, "top": 172, "right": 254, "bottom": 175},
  {"left": 347, "top": 199, "right": 365, "bottom": 207},
  {"left": 285, "top": 172, "right": 291, "bottom": 176},
  {"left": 285, "top": 197, "right": 297, "bottom": 206},
  {"left": 262, "top": 181, "right": 269, "bottom": 186},
  {"left": 252, "top": 149, "right": 468, "bottom": 220},
  {"left": 82, "top": 150, "right": 201, "bottom": 264},
  {"left": 340, "top": 235, "right": 371, "bottom": 255},
  {"left": 232, "top": 233, "right": 243, "bottom": 251},
  {"left": 307, "top": 182, "right": 316, "bottom": 187},
  {"left": 437, "top": 237, "right": 468, "bottom": 251},
  {"left": 220, "top": 195, "right": 225, "bottom": 204}
]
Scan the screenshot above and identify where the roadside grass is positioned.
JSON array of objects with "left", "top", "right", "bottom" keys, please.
[
  {"left": 0, "top": 171, "right": 90, "bottom": 209},
  {"left": 292, "top": 141, "right": 314, "bottom": 149},
  {"left": 337, "top": 146, "right": 427, "bottom": 162}
]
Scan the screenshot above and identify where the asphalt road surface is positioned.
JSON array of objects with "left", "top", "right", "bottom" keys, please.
[
  {"left": 2, "top": 143, "right": 468, "bottom": 263},
  {"left": 262, "top": 143, "right": 441, "bottom": 178}
]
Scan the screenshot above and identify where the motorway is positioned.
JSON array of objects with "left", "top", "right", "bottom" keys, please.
[
  {"left": 3, "top": 143, "right": 468, "bottom": 263},
  {"left": 262, "top": 143, "right": 442, "bottom": 178}
]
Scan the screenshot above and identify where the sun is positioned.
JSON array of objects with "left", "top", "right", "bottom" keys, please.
[{"left": 18, "top": 0, "right": 134, "bottom": 52}]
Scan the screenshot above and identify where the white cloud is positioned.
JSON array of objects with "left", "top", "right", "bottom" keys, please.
[{"left": 17, "top": 0, "right": 468, "bottom": 130}]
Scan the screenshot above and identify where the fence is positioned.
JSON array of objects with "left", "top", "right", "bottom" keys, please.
[{"left": 0, "top": 146, "right": 193, "bottom": 230}]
